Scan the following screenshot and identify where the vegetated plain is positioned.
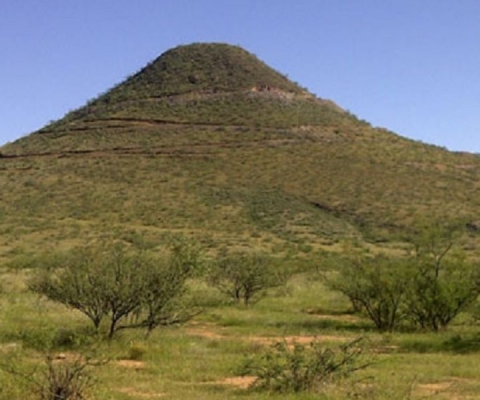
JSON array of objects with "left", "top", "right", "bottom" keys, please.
[{"left": 2, "top": 43, "right": 480, "bottom": 398}]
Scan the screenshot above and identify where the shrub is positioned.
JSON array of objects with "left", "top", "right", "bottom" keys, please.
[
  {"left": 30, "top": 240, "right": 201, "bottom": 339},
  {"left": 324, "top": 254, "right": 409, "bottom": 332},
  {"left": 242, "top": 338, "right": 370, "bottom": 393},
  {"left": 38, "top": 356, "right": 95, "bottom": 400},
  {"left": 207, "top": 252, "right": 286, "bottom": 306},
  {"left": 0, "top": 354, "right": 98, "bottom": 400},
  {"left": 404, "top": 224, "right": 480, "bottom": 331},
  {"left": 326, "top": 222, "right": 480, "bottom": 332}
]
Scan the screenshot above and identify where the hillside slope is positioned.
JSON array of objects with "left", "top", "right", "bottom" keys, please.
[{"left": 1, "top": 43, "right": 480, "bottom": 261}]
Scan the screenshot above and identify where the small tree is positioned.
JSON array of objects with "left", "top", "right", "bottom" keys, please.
[
  {"left": 208, "top": 252, "right": 286, "bottom": 306},
  {"left": 405, "top": 222, "right": 480, "bottom": 331},
  {"left": 141, "top": 241, "right": 200, "bottom": 333},
  {"left": 31, "top": 241, "right": 200, "bottom": 339},
  {"left": 30, "top": 246, "right": 111, "bottom": 331},
  {"left": 325, "top": 254, "right": 408, "bottom": 332}
]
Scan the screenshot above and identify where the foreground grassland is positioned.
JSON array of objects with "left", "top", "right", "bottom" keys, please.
[{"left": 2, "top": 269, "right": 480, "bottom": 399}]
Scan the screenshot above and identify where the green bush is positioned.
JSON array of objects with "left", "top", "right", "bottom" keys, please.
[
  {"left": 207, "top": 252, "right": 286, "bottom": 306},
  {"left": 38, "top": 356, "right": 96, "bottom": 400},
  {"left": 30, "top": 240, "right": 201, "bottom": 339},
  {"left": 326, "top": 222, "right": 480, "bottom": 332},
  {"left": 324, "top": 254, "right": 409, "bottom": 332},
  {"left": 405, "top": 222, "right": 480, "bottom": 331},
  {"left": 0, "top": 354, "right": 98, "bottom": 400},
  {"left": 242, "top": 338, "right": 370, "bottom": 393}
]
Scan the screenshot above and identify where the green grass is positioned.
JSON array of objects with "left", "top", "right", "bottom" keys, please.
[{"left": 2, "top": 270, "right": 480, "bottom": 399}]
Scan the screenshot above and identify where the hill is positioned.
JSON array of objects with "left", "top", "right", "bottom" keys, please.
[{"left": 1, "top": 42, "right": 480, "bottom": 263}]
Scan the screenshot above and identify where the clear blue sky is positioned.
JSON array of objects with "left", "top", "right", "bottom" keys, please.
[{"left": 1, "top": 1, "right": 479, "bottom": 152}]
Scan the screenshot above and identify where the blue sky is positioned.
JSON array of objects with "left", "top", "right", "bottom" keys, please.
[{"left": 1, "top": 1, "right": 479, "bottom": 152}]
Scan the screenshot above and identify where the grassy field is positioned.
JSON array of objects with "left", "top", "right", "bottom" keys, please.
[{"left": 2, "top": 267, "right": 480, "bottom": 399}]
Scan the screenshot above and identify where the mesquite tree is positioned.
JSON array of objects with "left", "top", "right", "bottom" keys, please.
[
  {"left": 404, "top": 222, "right": 480, "bottom": 331},
  {"left": 30, "top": 241, "right": 200, "bottom": 339},
  {"left": 325, "top": 254, "right": 409, "bottom": 332},
  {"left": 208, "top": 252, "right": 286, "bottom": 306}
]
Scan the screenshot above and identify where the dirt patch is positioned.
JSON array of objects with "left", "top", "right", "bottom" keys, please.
[
  {"left": 371, "top": 344, "right": 399, "bottom": 354},
  {"left": 51, "top": 352, "right": 88, "bottom": 364},
  {"left": 0, "top": 342, "right": 21, "bottom": 352},
  {"left": 220, "top": 376, "right": 256, "bottom": 389},
  {"left": 116, "top": 359, "right": 146, "bottom": 370},
  {"left": 186, "top": 327, "right": 226, "bottom": 340},
  {"left": 117, "top": 387, "right": 164, "bottom": 398},
  {"left": 313, "top": 313, "right": 361, "bottom": 323},
  {"left": 185, "top": 321, "right": 228, "bottom": 340},
  {"left": 415, "top": 381, "right": 455, "bottom": 397},
  {"left": 247, "top": 334, "right": 349, "bottom": 347},
  {"left": 303, "top": 308, "right": 362, "bottom": 323}
]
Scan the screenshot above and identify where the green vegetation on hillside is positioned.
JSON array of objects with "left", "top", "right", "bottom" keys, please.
[{"left": 98, "top": 43, "right": 305, "bottom": 99}]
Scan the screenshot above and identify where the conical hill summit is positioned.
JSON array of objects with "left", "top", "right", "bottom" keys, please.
[
  {"left": 2, "top": 43, "right": 360, "bottom": 156},
  {"left": 101, "top": 43, "right": 305, "bottom": 98}
]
